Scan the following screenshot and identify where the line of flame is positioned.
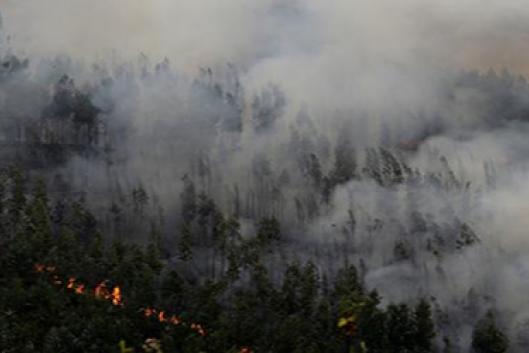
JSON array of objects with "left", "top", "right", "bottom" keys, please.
[{"left": 34, "top": 263, "right": 254, "bottom": 350}]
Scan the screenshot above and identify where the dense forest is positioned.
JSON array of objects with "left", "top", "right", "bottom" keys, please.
[
  {"left": 2, "top": 3, "right": 529, "bottom": 352},
  {"left": 0, "top": 167, "right": 509, "bottom": 353}
]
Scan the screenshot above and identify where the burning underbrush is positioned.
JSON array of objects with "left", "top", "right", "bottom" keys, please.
[{"left": 33, "top": 263, "right": 211, "bottom": 349}]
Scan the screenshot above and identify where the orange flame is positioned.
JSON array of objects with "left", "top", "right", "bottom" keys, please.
[
  {"left": 198, "top": 326, "right": 207, "bottom": 337},
  {"left": 144, "top": 307, "right": 156, "bottom": 317},
  {"left": 94, "top": 282, "right": 110, "bottom": 300},
  {"left": 158, "top": 311, "right": 166, "bottom": 322},
  {"left": 169, "top": 315, "right": 181, "bottom": 325},
  {"left": 111, "top": 286, "right": 122, "bottom": 306},
  {"left": 67, "top": 278, "right": 76, "bottom": 289},
  {"left": 240, "top": 347, "right": 252, "bottom": 353},
  {"left": 33, "top": 263, "right": 208, "bottom": 338},
  {"left": 191, "top": 323, "right": 207, "bottom": 337},
  {"left": 75, "top": 284, "right": 85, "bottom": 294}
]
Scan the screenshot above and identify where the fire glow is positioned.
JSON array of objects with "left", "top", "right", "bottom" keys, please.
[
  {"left": 34, "top": 263, "right": 203, "bottom": 335},
  {"left": 34, "top": 263, "right": 253, "bottom": 350}
]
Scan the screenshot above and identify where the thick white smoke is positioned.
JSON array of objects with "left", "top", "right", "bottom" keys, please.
[{"left": 3, "top": 1, "right": 529, "bottom": 351}]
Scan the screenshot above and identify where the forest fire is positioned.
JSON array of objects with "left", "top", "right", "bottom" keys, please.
[
  {"left": 141, "top": 307, "right": 201, "bottom": 333},
  {"left": 34, "top": 263, "right": 208, "bottom": 336},
  {"left": 112, "top": 286, "right": 122, "bottom": 306},
  {"left": 94, "top": 281, "right": 110, "bottom": 299},
  {"left": 144, "top": 307, "right": 156, "bottom": 317},
  {"left": 338, "top": 315, "right": 358, "bottom": 337},
  {"left": 75, "top": 284, "right": 85, "bottom": 295},
  {"left": 190, "top": 323, "right": 207, "bottom": 337},
  {"left": 169, "top": 315, "right": 182, "bottom": 325},
  {"left": 66, "top": 277, "right": 75, "bottom": 289},
  {"left": 36, "top": 266, "right": 123, "bottom": 307}
]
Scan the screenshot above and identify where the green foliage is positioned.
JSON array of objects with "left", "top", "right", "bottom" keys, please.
[
  {"left": 178, "top": 224, "right": 193, "bottom": 261},
  {"left": 472, "top": 311, "right": 509, "bottom": 353},
  {"left": 0, "top": 171, "right": 483, "bottom": 353},
  {"left": 256, "top": 216, "right": 281, "bottom": 246},
  {"left": 386, "top": 303, "right": 417, "bottom": 353},
  {"left": 414, "top": 299, "right": 436, "bottom": 353}
]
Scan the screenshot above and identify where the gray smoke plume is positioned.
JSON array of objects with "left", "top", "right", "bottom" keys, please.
[{"left": 3, "top": 1, "right": 529, "bottom": 351}]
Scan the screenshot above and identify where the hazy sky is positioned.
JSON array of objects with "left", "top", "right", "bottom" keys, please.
[{"left": 4, "top": 0, "right": 529, "bottom": 75}]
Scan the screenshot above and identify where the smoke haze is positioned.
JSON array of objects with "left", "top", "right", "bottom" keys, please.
[{"left": 3, "top": 1, "right": 529, "bottom": 351}]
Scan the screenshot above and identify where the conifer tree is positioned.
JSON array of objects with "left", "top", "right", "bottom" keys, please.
[
  {"left": 256, "top": 216, "right": 281, "bottom": 247},
  {"left": 8, "top": 166, "right": 26, "bottom": 230},
  {"left": 414, "top": 299, "right": 436, "bottom": 353},
  {"left": 178, "top": 224, "right": 193, "bottom": 261},
  {"left": 472, "top": 311, "right": 509, "bottom": 353},
  {"left": 386, "top": 303, "right": 416, "bottom": 353}
]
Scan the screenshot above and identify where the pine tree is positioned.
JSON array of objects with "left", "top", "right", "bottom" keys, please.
[
  {"left": 364, "top": 148, "right": 382, "bottom": 185},
  {"left": 281, "top": 262, "right": 302, "bottom": 314},
  {"left": 333, "top": 265, "right": 363, "bottom": 299},
  {"left": 146, "top": 224, "right": 163, "bottom": 273},
  {"left": 386, "top": 304, "right": 416, "bottom": 353},
  {"left": 69, "top": 201, "right": 98, "bottom": 243},
  {"left": 26, "top": 178, "right": 53, "bottom": 258},
  {"left": 307, "top": 153, "right": 323, "bottom": 189},
  {"left": 330, "top": 138, "right": 356, "bottom": 186},
  {"left": 8, "top": 166, "right": 26, "bottom": 230},
  {"left": 472, "top": 311, "right": 509, "bottom": 353},
  {"left": 379, "top": 148, "right": 404, "bottom": 185},
  {"left": 196, "top": 192, "right": 216, "bottom": 246},
  {"left": 181, "top": 174, "right": 197, "bottom": 224},
  {"left": 256, "top": 216, "right": 281, "bottom": 247},
  {"left": 414, "top": 299, "right": 435, "bottom": 352},
  {"left": 299, "top": 262, "right": 319, "bottom": 318},
  {"left": 0, "top": 172, "right": 6, "bottom": 235},
  {"left": 178, "top": 224, "right": 193, "bottom": 261},
  {"left": 357, "top": 291, "right": 386, "bottom": 353},
  {"left": 132, "top": 184, "right": 149, "bottom": 217}
]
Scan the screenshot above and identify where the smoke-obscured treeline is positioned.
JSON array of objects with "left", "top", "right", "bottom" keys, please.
[
  {"left": 2, "top": 5, "right": 529, "bottom": 352},
  {"left": 0, "top": 167, "right": 507, "bottom": 353}
]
